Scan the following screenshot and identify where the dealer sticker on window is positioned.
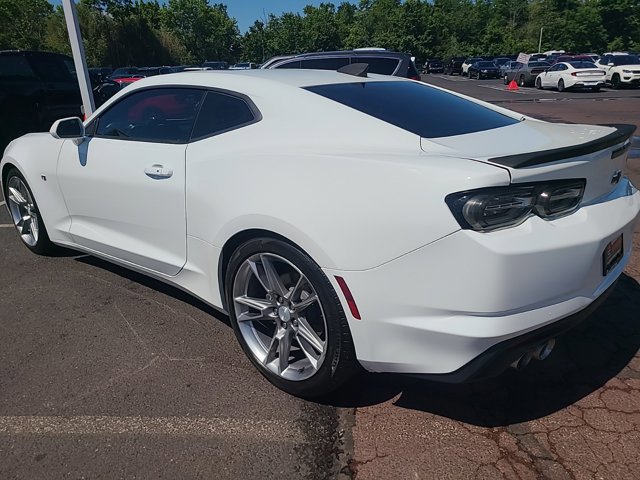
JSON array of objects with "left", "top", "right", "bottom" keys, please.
[{"left": 602, "top": 234, "right": 623, "bottom": 276}]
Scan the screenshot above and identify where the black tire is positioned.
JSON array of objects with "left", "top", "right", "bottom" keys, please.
[
  {"left": 2, "top": 167, "right": 56, "bottom": 255},
  {"left": 225, "top": 237, "right": 359, "bottom": 398},
  {"left": 535, "top": 77, "right": 542, "bottom": 89},
  {"left": 611, "top": 74, "right": 621, "bottom": 89},
  {"left": 519, "top": 75, "right": 526, "bottom": 87},
  {"left": 558, "top": 79, "right": 565, "bottom": 92},
  {"left": 591, "top": 86, "right": 600, "bottom": 92}
]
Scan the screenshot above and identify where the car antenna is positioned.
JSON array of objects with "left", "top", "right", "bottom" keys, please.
[{"left": 337, "top": 63, "right": 369, "bottom": 78}]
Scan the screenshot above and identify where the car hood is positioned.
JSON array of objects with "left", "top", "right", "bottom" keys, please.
[{"left": 421, "top": 119, "right": 636, "bottom": 203}]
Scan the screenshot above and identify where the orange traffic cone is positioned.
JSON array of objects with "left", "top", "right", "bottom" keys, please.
[{"left": 507, "top": 80, "right": 519, "bottom": 91}]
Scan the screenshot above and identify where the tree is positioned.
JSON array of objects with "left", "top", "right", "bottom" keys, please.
[{"left": 0, "top": 0, "right": 53, "bottom": 50}]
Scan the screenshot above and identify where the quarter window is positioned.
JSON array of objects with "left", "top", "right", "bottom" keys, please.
[
  {"left": 300, "top": 57, "right": 350, "bottom": 70},
  {"left": 191, "top": 91, "right": 257, "bottom": 140},
  {"left": 354, "top": 57, "right": 400, "bottom": 75},
  {"left": 94, "top": 88, "right": 204, "bottom": 143}
]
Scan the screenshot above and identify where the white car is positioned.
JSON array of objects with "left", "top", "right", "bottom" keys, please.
[
  {"left": 2, "top": 70, "right": 639, "bottom": 397},
  {"left": 596, "top": 53, "right": 640, "bottom": 88},
  {"left": 535, "top": 61, "right": 606, "bottom": 91},
  {"left": 461, "top": 57, "right": 483, "bottom": 76}
]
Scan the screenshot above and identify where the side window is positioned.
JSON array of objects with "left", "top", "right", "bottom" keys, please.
[
  {"left": 29, "top": 55, "right": 74, "bottom": 82},
  {"left": 356, "top": 57, "right": 401, "bottom": 75},
  {"left": 300, "top": 57, "right": 350, "bottom": 70},
  {"left": 94, "top": 88, "right": 205, "bottom": 144},
  {"left": 274, "top": 60, "right": 301, "bottom": 69},
  {"left": 0, "top": 56, "right": 37, "bottom": 79},
  {"left": 191, "top": 91, "right": 257, "bottom": 140}
]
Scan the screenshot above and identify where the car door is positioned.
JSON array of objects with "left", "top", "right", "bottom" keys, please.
[
  {"left": 543, "top": 64, "right": 559, "bottom": 86},
  {"left": 57, "top": 87, "right": 205, "bottom": 276}
]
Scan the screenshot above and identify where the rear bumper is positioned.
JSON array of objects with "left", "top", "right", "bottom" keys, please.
[{"left": 325, "top": 179, "right": 640, "bottom": 377}]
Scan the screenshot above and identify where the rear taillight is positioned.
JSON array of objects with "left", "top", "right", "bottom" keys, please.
[
  {"left": 446, "top": 179, "right": 586, "bottom": 232},
  {"left": 409, "top": 75, "right": 421, "bottom": 81}
]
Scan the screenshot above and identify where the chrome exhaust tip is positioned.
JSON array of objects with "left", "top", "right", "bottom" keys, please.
[
  {"left": 533, "top": 339, "right": 556, "bottom": 361},
  {"left": 511, "top": 351, "right": 533, "bottom": 370}
]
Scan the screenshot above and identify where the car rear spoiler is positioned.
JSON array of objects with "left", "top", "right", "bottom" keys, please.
[{"left": 488, "top": 124, "right": 637, "bottom": 168}]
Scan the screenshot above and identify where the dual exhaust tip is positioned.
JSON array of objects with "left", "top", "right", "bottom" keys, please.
[{"left": 511, "top": 338, "right": 556, "bottom": 370}]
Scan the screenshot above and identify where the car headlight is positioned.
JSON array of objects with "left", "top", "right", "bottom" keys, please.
[
  {"left": 623, "top": 69, "right": 631, "bottom": 74},
  {"left": 481, "top": 69, "right": 488, "bottom": 73},
  {"left": 445, "top": 180, "right": 586, "bottom": 232}
]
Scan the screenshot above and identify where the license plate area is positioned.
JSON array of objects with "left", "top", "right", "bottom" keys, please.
[{"left": 603, "top": 234, "right": 623, "bottom": 276}]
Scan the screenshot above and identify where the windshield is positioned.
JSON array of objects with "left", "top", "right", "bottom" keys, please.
[
  {"left": 305, "top": 81, "right": 519, "bottom": 139},
  {"left": 477, "top": 62, "right": 496, "bottom": 67}
]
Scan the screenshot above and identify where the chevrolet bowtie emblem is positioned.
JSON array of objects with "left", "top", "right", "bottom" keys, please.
[{"left": 611, "top": 170, "right": 622, "bottom": 185}]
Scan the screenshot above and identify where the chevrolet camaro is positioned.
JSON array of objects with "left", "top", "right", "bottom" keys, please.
[{"left": 2, "top": 69, "right": 639, "bottom": 397}]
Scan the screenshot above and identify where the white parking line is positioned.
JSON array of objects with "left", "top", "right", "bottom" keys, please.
[
  {"left": 0, "top": 415, "right": 304, "bottom": 440},
  {"left": 0, "top": 224, "right": 13, "bottom": 228},
  {"left": 0, "top": 201, "right": 5, "bottom": 207}
]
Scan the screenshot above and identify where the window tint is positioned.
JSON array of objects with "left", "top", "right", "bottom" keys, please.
[
  {"left": 569, "top": 61, "right": 597, "bottom": 69},
  {"left": 95, "top": 88, "right": 204, "bottom": 143},
  {"left": 300, "top": 57, "right": 350, "bottom": 70},
  {"left": 0, "top": 56, "right": 36, "bottom": 79},
  {"left": 355, "top": 57, "right": 400, "bottom": 75},
  {"left": 29, "top": 55, "right": 75, "bottom": 82},
  {"left": 305, "top": 81, "right": 519, "bottom": 139},
  {"left": 613, "top": 55, "right": 640, "bottom": 65},
  {"left": 191, "top": 91, "right": 256, "bottom": 140},
  {"left": 275, "top": 60, "right": 302, "bottom": 69}
]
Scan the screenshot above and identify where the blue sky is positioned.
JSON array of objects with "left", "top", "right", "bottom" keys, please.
[{"left": 49, "top": 1, "right": 326, "bottom": 32}]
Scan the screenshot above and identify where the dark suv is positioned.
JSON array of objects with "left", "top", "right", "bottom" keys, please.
[
  {"left": 444, "top": 57, "right": 466, "bottom": 75},
  {"left": 1, "top": 50, "right": 82, "bottom": 151},
  {"left": 261, "top": 49, "right": 421, "bottom": 80}
]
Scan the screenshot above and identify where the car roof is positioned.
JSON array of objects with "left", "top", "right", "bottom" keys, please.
[{"left": 276, "top": 49, "right": 411, "bottom": 60}]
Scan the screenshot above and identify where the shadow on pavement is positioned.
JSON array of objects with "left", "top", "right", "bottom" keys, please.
[
  {"left": 324, "top": 273, "right": 640, "bottom": 427},
  {"left": 74, "top": 255, "right": 231, "bottom": 326}
]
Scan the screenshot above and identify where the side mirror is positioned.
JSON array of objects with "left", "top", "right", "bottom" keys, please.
[{"left": 50, "top": 117, "right": 85, "bottom": 143}]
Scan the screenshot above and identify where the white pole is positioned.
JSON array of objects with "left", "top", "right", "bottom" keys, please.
[
  {"left": 62, "top": 0, "right": 95, "bottom": 117},
  {"left": 538, "top": 27, "right": 544, "bottom": 54}
]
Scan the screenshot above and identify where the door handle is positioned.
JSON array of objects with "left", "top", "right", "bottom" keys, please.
[{"left": 144, "top": 164, "right": 173, "bottom": 179}]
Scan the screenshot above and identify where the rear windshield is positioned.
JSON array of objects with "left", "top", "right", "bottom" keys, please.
[
  {"left": 305, "top": 81, "right": 519, "bottom": 138},
  {"left": 528, "top": 62, "right": 550, "bottom": 67},
  {"left": 569, "top": 61, "right": 597, "bottom": 69}
]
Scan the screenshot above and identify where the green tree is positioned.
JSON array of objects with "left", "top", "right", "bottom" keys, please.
[{"left": 0, "top": 0, "right": 53, "bottom": 50}]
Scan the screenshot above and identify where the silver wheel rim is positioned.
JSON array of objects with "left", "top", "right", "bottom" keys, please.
[
  {"left": 232, "top": 253, "right": 328, "bottom": 381},
  {"left": 6, "top": 176, "right": 39, "bottom": 247}
]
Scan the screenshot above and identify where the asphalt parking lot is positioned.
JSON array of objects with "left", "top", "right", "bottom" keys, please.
[{"left": 1, "top": 76, "right": 640, "bottom": 480}]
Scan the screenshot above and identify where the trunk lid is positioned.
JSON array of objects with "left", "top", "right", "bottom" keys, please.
[{"left": 421, "top": 119, "right": 635, "bottom": 203}]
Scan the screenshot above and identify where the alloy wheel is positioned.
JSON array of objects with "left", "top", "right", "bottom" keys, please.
[
  {"left": 232, "top": 253, "right": 328, "bottom": 381},
  {"left": 6, "top": 176, "right": 39, "bottom": 247}
]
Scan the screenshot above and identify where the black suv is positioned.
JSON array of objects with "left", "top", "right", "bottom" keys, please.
[
  {"left": 444, "top": 57, "right": 466, "bottom": 75},
  {"left": 261, "top": 49, "right": 421, "bottom": 80},
  {"left": 1, "top": 50, "right": 82, "bottom": 150}
]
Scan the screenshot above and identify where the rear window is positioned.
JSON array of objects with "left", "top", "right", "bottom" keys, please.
[
  {"left": 305, "top": 81, "right": 519, "bottom": 138},
  {"left": 569, "top": 61, "right": 597, "bottom": 69},
  {"left": 477, "top": 62, "right": 495, "bottom": 67},
  {"left": 300, "top": 57, "right": 350, "bottom": 70},
  {"left": 355, "top": 57, "right": 400, "bottom": 75}
]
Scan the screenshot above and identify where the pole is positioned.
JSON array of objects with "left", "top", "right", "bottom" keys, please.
[
  {"left": 538, "top": 27, "right": 544, "bottom": 54},
  {"left": 62, "top": 0, "right": 95, "bottom": 117}
]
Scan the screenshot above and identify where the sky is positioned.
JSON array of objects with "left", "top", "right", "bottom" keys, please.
[{"left": 49, "top": 1, "right": 326, "bottom": 33}]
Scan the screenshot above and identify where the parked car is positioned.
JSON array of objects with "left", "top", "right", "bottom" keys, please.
[
  {"left": 110, "top": 67, "right": 140, "bottom": 79},
  {"left": 423, "top": 59, "right": 444, "bottom": 74},
  {"left": 596, "top": 54, "right": 640, "bottom": 88},
  {"left": 88, "top": 69, "right": 121, "bottom": 107},
  {"left": 535, "top": 61, "right": 605, "bottom": 91},
  {"left": 492, "top": 57, "right": 511, "bottom": 68},
  {"left": 500, "top": 60, "right": 521, "bottom": 75},
  {"left": 3, "top": 70, "right": 639, "bottom": 397},
  {"left": 461, "top": 57, "right": 484, "bottom": 76},
  {"left": 202, "top": 61, "right": 229, "bottom": 70},
  {"left": 503, "top": 61, "right": 550, "bottom": 86},
  {"left": 261, "top": 49, "right": 421, "bottom": 80},
  {"left": 230, "top": 62, "right": 257, "bottom": 70},
  {"left": 467, "top": 61, "right": 501, "bottom": 79},
  {"left": 443, "top": 57, "right": 466, "bottom": 75},
  {"left": 0, "top": 50, "right": 81, "bottom": 151},
  {"left": 112, "top": 75, "right": 145, "bottom": 86}
]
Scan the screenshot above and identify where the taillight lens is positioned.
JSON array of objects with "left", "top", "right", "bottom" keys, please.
[{"left": 446, "top": 179, "right": 586, "bottom": 232}]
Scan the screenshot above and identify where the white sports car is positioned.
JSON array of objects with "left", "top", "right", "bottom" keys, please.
[
  {"left": 535, "top": 61, "right": 606, "bottom": 91},
  {"left": 2, "top": 69, "right": 639, "bottom": 397}
]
